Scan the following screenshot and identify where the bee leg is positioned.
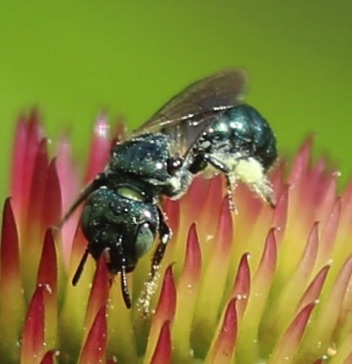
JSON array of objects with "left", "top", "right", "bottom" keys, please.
[
  {"left": 204, "top": 154, "right": 275, "bottom": 208},
  {"left": 230, "top": 156, "right": 276, "bottom": 208},
  {"left": 72, "top": 249, "right": 89, "bottom": 286},
  {"left": 150, "top": 207, "right": 171, "bottom": 278},
  {"left": 203, "top": 154, "right": 237, "bottom": 211},
  {"left": 224, "top": 174, "right": 237, "bottom": 212},
  {"left": 116, "top": 235, "right": 132, "bottom": 308},
  {"left": 120, "top": 265, "right": 131, "bottom": 308}
]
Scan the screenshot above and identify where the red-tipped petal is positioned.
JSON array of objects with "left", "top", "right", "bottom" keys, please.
[
  {"left": 106, "top": 281, "right": 137, "bottom": 363},
  {"left": 268, "top": 225, "right": 320, "bottom": 327},
  {"left": 288, "top": 136, "right": 312, "bottom": 191},
  {"left": 306, "top": 159, "right": 325, "bottom": 209},
  {"left": 56, "top": 137, "right": 81, "bottom": 266},
  {"left": 150, "top": 321, "right": 172, "bottom": 364},
  {"left": 40, "top": 350, "right": 59, "bottom": 364},
  {"left": 154, "top": 265, "right": 177, "bottom": 322},
  {"left": 336, "top": 269, "right": 352, "bottom": 343},
  {"left": 20, "top": 139, "right": 50, "bottom": 296},
  {"left": 21, "top": 286, "right": 47, "bottom": 364},
  {"left": 319, "top": 198, "right": 341, "bottom": 262},
  {"left": 230, "top": 253, "right": 250, "bottom": 318},
  {"left": 340, "top": 182, "right": 352, "bottom": 238},
  {"left": 0, "top": 199, "right": 25, "bottom": 359},
  {"left": 297, "top": 265, "right": 330, "bottom": 311},
  {"left": 254, "top": 228, "right": 277, "bottom": 286},
  {"left": 295, "top": 222, "right": 319, "bottom": 281},
  {"left": 42, "top": 160, "right": 62, "bottom": 229},
  {"left": 84, "top": 255, "right": 109, "bottom": 330},
  {"left": 183, "top": 175, "right": 210, "bottom": 219},
  {"left": 269, "top": 302, "right": 317, "bottom": 363},
  {"left": 192, "top": 196, "right": 233, "bottom": 354},
  {"left": 144, "top": 267, "right": 176, "bottom": 363},
  {"left": 0, "top": 198, "right": 21, "bottom": 288},
  {"left": 85, "top": 115, "right": 111, "bottom": 182},
  {"left": 315, "top": 171, "right": 339, "bottom": 222},
  {"left": 306, "top": 255, "right": 352, "bottom": 349},
  {"left": 236, "top": 230, "right": 276, "bottom": 360},
  {"left": 12, "top": 113, "right": 43, "bottom": 218},
  {"left": 201, "top": 176, "right": 224, "bottom": 232},
  {"left": 173, "top": 224, "right": 202, "bottom": 359},
  {"left": 37, "top": 229, "right": 58, "bottom": 292},
  {"left": 79, "top": 305, "right": 107, "bottom": 364},
  {"left": 163, "top": 199, "right": 180, "bottom": 238},
  {"left": 26, "top": 138, "right": 49, "bottom": 229},
  {"left": 36, "top": 229, "right": 58, "bottom": 347},
  {"left": 180, "top": 223, "right": 202, "bottom": 280},
  {"left": 271, "top": 185, "right": 289, "bottom": 244},
  {"left": 11, "top": 119, "right": 28, "bottom": 211},
  {"left": 206, "top": 297, "right": 238, "bottom": 363},
  {"left": 216, "top": 196, "right": 234, "bottom": 252}
]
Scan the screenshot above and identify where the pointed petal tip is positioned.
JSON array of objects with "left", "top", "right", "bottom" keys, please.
[
  {"left": 288, "top": 137, "right": 314, "bottom": 188},
  {"left": 219, "top": 194, "right": 234, "bottom": 240},
  {"left": 85, "top": 117, "right": 111, "bottom": 181},
  {"left": 206, "top": 297, "right": 238, "bottom": 362},
  {"left": 21, "top": 286, "right": 46, "bottom": 363},
  {"left": 150, "top": 321, "right": 171, "bottom": 364},
  {"left": 1, "top": 198, "right": 21, "bottom": 282},
  {"left": 79, "top": 305, "right": 108, "bottom": 364},
  {"left": 182, "top": 223, "right": 202, "bottom": 279},
  {"left": 85, "top": 254, "right": 109, "bottom": 329},
  {"left": 94, "top": 114, "right": 110, "bottom": 139},
  {"left": 271, "top": 301, "right": 317, "bottom": 363},
  {"left": 231, "top": 253, "right": 250, "bottom": 302},
  {"left": 40, "top": 350, "right": 60, "bottom": 364},
  {"left": 155, "top": 265, "right": 177, "bottom": 320},
  {"left": 42, "top": 160, "right": 63, "bottom": 227},
  {"left": 255, "top": 227, "right": 277, "bottom": 280},
  {"left": 36, "top": 229, "right": 58, "bottom": 292},
  {"left": 297, "top": 264, "right": 330, "bottom": 311}
]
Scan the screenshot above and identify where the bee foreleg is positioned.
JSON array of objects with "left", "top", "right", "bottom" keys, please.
[
  {"left": 116, "top": 235, "right": 132, "bottom": 308},
  {"left": 150, "top": 207, "right": 171, "bottom": 278}
]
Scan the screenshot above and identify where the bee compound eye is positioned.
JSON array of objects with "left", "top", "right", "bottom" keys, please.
[
  {"left": 167, "top": 156, "right": 184, "bottom": 175},
  {"left": 135, "top": 223, "right": 155, "bottom": 258}
]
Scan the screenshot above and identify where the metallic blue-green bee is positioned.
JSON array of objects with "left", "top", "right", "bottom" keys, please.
[{"left": 62, "top": 69, "right": 277, "bottom": 308}]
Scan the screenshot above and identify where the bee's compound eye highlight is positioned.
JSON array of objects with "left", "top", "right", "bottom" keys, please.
[{"left": 135, "top": 223, "right": 155, "bottom": 258}]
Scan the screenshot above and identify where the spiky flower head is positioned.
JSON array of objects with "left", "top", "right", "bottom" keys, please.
[{"left": 1, "top": 112, "right": 352, "bottom": 363}]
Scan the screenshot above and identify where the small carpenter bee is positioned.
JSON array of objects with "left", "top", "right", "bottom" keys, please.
[{"left": 61, "top": 69, "right": 277, "bottom": 309}]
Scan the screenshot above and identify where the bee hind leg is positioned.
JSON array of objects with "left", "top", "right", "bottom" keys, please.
[{"left": 203, "top": 154, "right": 237, "bottom": 211}]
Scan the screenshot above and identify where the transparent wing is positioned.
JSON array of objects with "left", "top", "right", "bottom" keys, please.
[{"left": 132, "top": 68, "right": 247, "bottom": 157}]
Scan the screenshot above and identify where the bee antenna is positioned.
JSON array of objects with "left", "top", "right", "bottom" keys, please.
[{"left": 72, "top": 249, "right": 89, "bottom": 286}]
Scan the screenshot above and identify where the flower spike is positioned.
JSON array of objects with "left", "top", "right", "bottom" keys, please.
[{"left": 3, "top": 114, "right": 352, "bottom": 363}]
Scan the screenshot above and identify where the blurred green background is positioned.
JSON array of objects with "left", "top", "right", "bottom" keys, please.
[{"left": 1, "top": 1, "right": 352, "bottom": 203}]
